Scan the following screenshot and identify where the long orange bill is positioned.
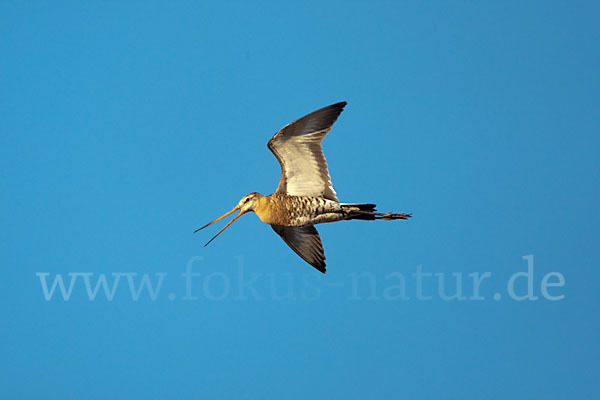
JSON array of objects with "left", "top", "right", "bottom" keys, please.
[
  {"left": 203, "top": 209, "right": 243, "bottom": 247},
  {"left": 194, "top": 206, "right": 239, "bottom": 234}
]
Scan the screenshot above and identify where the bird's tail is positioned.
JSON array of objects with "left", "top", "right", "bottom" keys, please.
[{"left": 341, "top": 203, "right": 412, "bottom": 221}]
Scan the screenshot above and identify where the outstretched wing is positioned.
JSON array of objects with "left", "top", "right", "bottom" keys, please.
[
  {"left": 271, "top": 225, "right": 326, "bottom": 273},
  {"left": 267, "top": 102, "right": 347, "bottom": 201}
]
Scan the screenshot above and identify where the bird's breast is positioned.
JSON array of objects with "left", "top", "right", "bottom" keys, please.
[{"left": 254, "top": 195, "right": 288, "bottom": 225}]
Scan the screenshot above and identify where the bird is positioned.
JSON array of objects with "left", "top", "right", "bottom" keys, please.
[{"left": 195, "top": 102, "right": 411, "bottom": 273}]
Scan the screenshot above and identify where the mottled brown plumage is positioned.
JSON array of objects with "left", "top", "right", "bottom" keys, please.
[
  {"left": 254, "top": 193, "right": 345, "bottom": 226},
  {"left": 196, "top": 102, "right": 411, "bottom": 273}
]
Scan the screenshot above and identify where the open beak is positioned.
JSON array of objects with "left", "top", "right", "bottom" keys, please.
[{"left": 194, "top": 206, "right": 244, "bottom": 247}]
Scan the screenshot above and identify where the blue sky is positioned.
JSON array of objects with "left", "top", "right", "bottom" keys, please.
[{"left": 1, "top": 2, "right": 599, "bottom": 399}]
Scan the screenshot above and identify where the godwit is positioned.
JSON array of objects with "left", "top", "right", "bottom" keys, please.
[{"left": 196, "top": 102, "right": 411, "bottom": 273}]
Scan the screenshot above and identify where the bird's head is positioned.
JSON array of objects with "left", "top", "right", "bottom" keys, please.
[
  {"left": 237, "top": 192, "right": 261, "bottom": 213},
  {"left": 194, "top": 192, "right": 263, "bottom": 246}
]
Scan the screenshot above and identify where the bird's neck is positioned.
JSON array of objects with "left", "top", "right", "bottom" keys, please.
[{"left": 253, "top": 193, "right": 277, "bottom": 225}]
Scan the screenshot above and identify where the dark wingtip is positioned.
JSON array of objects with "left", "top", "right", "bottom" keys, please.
[
  {"left": 313, "top": 262, "right": 327, "bottom": 274},
  {"left": 332, "top": 101, "right": 347, "bottom": 111},
  {"left": 321, "top": 101, "right": 347, "bottom": 127}
]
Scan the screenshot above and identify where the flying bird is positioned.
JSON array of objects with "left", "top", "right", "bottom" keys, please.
[{"left": 196, "top": 102, "right": 411, "bottom": 273}]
